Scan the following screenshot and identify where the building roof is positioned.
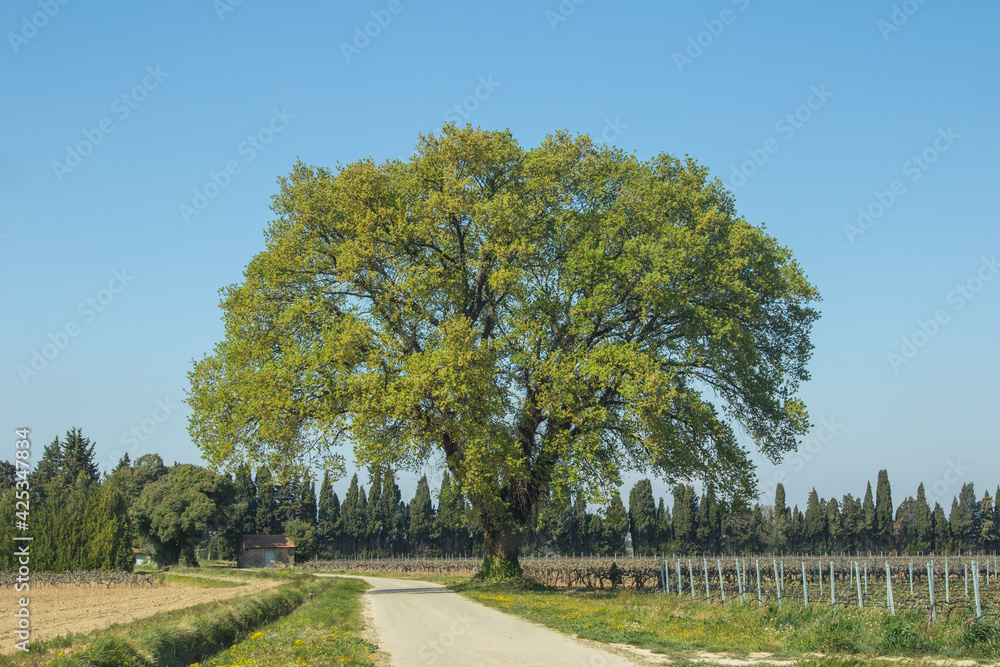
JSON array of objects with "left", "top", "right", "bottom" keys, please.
[{"left": 241, "top": 534, "right": 296, "bottom": 549}]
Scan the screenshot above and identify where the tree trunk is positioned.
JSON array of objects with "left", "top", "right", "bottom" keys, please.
[{"left": 481, "top": 525, "right": 523, "bottom": 580}]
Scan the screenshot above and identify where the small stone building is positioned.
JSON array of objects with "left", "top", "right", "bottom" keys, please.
[{"left": 239, "top": 534, "right": 296, "bottom": 568}]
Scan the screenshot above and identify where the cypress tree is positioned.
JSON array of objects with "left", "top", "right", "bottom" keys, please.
[
  {"left": 861, "top": 481, "right": 876, "bottom": 550},
  {"left": 221, "top": 464, "right": 258, "bottom": 559},
  {"left": 436, "top": 470, "right": 467, "bottom": 554},
  {"left": 409, "top": 475, "right": 435, "bottom": 555},
  {"left": 84, "top": 485, "right": 134, "bottom": 570},
  {"left": 932, "top": 502, "right": 950, "bottom": 554},
  {"left": 603, "top": 492, "right": 628, "bottom": 555},
  {"left": 301, "top": 476, "right": 317, "bottom": 525},
  {"left": 840, "top": 493, "right": 860, "bottom": 552},
  {"left": 913, "top": 483, "right": 933, "bottom": 553},
  {"left": 367, "top": 473, "right": 383, "bottom": 552},
  {"left": 751, "top": 503, "right": 766, "bottom": 552},
  {"left": 980, "top": 491, "right": 997, "bottom": 552},
  {"left": 772, "top": 483, "right": 788, "bottom": 551},
  {"left": 341, "top": 473, "right": 362, "bottom": 553},
  {"left": 656, "top": 497, "right": 672, "bottom": 551},
  {"left": 787, "top": 505, "right": 805, "bottom": 551},
  {"left": 357, "top": 485, "right": 369, "bottom": 553},
  {"left": 953, "top": 483, "right": 977, "bottom": 550},
  {"left": 826, "top": 498, "right": 842, "bottom": 552},
  {"left": 894, "top": 497, "right": 916, "bottom": 554},
  {"left": 317, "top": 472, "right": 340, "bottom": 556},
  {"left": 548, "top": 491, "right": 575, "bottom": 555},
  {"left": 379, "top": 468, "right": 403, "bottom": 554},
  {"left": 804, "top": 488, "right": 826, "bottom": 551},
  {"left": 628, "top": 479, "right": 657, "bottom": 555},
  {"left": 875, "top": 469, "right": 893, "bottom": 549},
  {"left": 255, "top": 467, "right": 280, "bottom": 534},
  {"left": 572, "top": 492, "right": 588, "bottom": 553}
]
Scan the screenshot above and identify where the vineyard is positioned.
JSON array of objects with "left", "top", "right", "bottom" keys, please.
[
  {"left": 0, "top": 569, "right": 164, "bottom": 588},
  {"left": 313, "top": 553, "right": 1000, "bottom": 621}
]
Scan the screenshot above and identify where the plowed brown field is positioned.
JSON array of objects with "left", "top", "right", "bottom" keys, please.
[{"left": 1, "top": 577, "right": 280, "bottom": 653}]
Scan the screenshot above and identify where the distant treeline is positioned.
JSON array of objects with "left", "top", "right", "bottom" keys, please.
[{"left": 2, "top": 429, "right": 997, "bottom": 572}]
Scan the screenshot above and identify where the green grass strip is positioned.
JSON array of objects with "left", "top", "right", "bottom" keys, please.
[
  {"left": 196, "top": 577, "right": 375, "bottom": 666},
  {"left": 455, "top": 580, "right": 1000, "bottom": 664}
]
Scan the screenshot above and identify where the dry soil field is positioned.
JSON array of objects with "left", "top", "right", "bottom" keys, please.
[{"left": 1, "top": 575, "right": 281, "bottom": 653}]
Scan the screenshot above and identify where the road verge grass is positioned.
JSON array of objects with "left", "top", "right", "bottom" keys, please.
[
  {"left": 453, "top": 579, "right": 1000, "bottom": 664},
  {"left": 194, "top": 576, "right": 375, "bottom": 666}
]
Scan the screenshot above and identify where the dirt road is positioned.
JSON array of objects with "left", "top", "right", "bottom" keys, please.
[{"left": 322, "top": 575, "right": 641, "bottom": 666}]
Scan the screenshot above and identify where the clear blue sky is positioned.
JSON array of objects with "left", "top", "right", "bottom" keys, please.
[{"left": 3, "top": 1, "right": 998, "bottom": 510}]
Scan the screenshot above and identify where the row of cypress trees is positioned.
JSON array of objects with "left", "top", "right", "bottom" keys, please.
[
  {"left": 622, "top": 471, "right": 1000, "bottom": 556},
  {"left": 4, "top": 432, "right": 996, "bottom": 568}
]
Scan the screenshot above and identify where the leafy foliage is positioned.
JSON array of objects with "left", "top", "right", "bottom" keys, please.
[{"left": 188, "top": 124, "right": 820, "bottom": 562}]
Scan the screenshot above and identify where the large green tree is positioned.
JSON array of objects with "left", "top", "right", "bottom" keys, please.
[
  {"left": 133, "top": 464, "right": 234, "bottom": 566},
  {"left": 187, "top": 125, "right": 819, "bottom": 572}
]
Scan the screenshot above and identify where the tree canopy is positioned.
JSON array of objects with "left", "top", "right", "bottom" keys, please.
[{"left": 187, "top": 124, "right": 819, "bottom": 568}]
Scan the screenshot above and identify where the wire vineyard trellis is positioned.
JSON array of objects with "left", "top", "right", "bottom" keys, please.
[{"left": 313, "top": 552, "right": 1000, "bottom": 623}]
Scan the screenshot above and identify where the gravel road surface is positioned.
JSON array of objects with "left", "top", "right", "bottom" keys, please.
[{"left": 320, "top": 574, "right": 640, "bottom": 666}]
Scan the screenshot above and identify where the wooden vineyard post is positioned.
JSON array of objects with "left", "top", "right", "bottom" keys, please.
[
  {"left": 909, "top": 560, "right": 914, "bottom": 596},
  {"left": 756, "top": 559, "right": 762, "bottom": 606},
  {"left": 717, "top": 559, "right": 726, "bottom": 604},
  {"left": 928, "top": 561, "right": 936, "bottom": 622},
  {"left": 661, "top": 558, "right": 668, "bottom": 593},
  {"left": 886, "top": 562, "right": 895, "bottom": 615},
  {"left": 802, "top": 561, "right": 809, "bottom": 608},
  {"left": 855, "top": 562, "right": 863, "bottom": 608},
  {"left": 973, "top": 561, "right": 982, "bottom": 618},
  {"left": 965, "top": 562, "right": 969, "bottom": 598}
]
